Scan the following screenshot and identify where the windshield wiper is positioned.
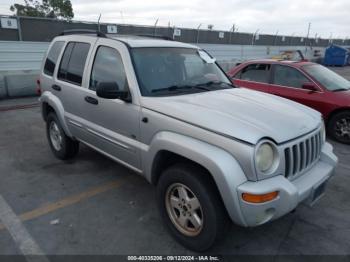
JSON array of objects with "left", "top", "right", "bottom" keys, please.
[
  {"left": 151, "top": 84, "right": 210, "bottom": 94},
  {"left": 332, "top": 88, "right": 349, "bottom": 92},
  {"left": 195, "top": 81, "right": 234, "bottom": 88}
]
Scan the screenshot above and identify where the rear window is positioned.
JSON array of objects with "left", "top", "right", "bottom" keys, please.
[
  {"left": 58, "top": 42, "right": 90, "bottom": 86},
  {"left": 43, "top": 41, "right": 64, "bottom": 76},
  {"left": 239, "top": 64, "right": 271, "bottom": 83}
]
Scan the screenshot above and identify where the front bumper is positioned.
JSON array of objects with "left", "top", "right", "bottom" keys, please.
[{"left": 236, "top": 142, "right": 338, "bottom": 227}]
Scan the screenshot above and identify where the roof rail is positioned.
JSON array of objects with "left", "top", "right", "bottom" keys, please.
[
  {"left": 59, "top": 29, "right": 106, "bottom": 38},
  {"left": 136, "top": 34, "right": 173, "bottom": 41}
]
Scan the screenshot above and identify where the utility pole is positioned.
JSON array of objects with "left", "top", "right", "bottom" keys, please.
[{"left": 196, "top": 23, "right": 202, "bottom": 43}]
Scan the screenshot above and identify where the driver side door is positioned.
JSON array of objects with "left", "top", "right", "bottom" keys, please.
[{"left": 270, "top": 64, "right": 325, "bottom": 112}]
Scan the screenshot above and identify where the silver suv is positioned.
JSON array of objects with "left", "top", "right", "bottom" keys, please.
[{"left": 39, "top": 30, "right": 338, "bottom": 251}]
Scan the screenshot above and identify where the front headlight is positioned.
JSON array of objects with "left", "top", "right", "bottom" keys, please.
[
  {"left": 321, "top": 120, "right": 326, "bottom": 143},
  {"left": 255, "top": 141, "right": 279, "bottom": 174}
]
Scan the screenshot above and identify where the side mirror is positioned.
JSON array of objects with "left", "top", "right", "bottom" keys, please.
[
  {"left": 302, "top": 82, "right": 318, "bottom": 92},
  {"left": 96, "top": 82, "right": 131, "bottom": 102}
]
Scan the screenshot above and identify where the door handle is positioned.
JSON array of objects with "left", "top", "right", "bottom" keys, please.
[
  {"left": 51, "top": 84, "right": 61, "bottom": 91},
  {"left": 84, "top": 96, "right": 98, "bottom": 105}
]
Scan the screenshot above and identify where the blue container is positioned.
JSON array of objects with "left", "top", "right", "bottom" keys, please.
[{"left": 324, "top": 44, "right": 349, "bottom": 66}]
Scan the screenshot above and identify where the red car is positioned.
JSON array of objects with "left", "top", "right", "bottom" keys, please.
[{"left": 227, "top": 60, "right": 350, "bottom": 144}]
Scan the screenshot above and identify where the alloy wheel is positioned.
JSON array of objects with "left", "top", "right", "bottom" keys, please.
[
  {"left": 165, "top": 183, "right": 204, "bottom": 237},
  {"left": 49, "top": 121, "right": 62, "bottom": 151}
]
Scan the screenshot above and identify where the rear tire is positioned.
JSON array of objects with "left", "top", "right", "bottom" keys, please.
[
  {"left": 46, "top": 112, "right": 79, "bottom": 160},
  {"left": 327, "top": 111, "right": 350, "bottom": 144},
  {"left": 157, "top": 163, "right": 229, "bottom": 251}
]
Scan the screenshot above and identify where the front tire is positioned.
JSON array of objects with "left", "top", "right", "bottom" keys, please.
[
  {"left": 157, "top": 163, "right": 229, "bottom": 251},
  {"left": 328, "top": 111, "right": 350, "bottom": 144},
  {"left": 46, "top": 112, "right": 79, "bottom": 160}
]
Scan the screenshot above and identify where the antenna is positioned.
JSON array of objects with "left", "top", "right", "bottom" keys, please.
[{"left": 97, "top": 14, "right": 101, "bottom": 32}]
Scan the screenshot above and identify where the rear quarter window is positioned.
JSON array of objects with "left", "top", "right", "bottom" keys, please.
[
  {"left": 43, "top": 41, "right": 64, "bottom": 76},
  {"left": 58, "top": 42, "right": 90, "bottom": 86}
]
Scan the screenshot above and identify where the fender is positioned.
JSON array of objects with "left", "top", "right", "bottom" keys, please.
[
  {"left": 39, "top": 91, "right": 73, "bottom": 138},
  {"left": 143, "top": 131, "right": 249, "bottom": 226}
]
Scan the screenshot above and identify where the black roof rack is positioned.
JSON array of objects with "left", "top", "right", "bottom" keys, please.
[
  {"left": 136, "top": 34, "right": 173, "bottom": 41},
  {"left": 59, "top": 29, "right": 106, "bottom": 38}
]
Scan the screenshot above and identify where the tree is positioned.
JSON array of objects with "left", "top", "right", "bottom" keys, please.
[{"left": 10, "top": 0, "right": 74, "bottom": 19}]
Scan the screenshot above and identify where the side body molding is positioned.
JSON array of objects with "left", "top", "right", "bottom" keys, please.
[
  {"left": 143, "top": 131, "right": 248, "bottom": 226},
  {"left": 39, "top": 91, "right": 73, "bottom": 138}
]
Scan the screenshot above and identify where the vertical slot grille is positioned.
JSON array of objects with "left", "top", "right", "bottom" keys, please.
[{"left": 284, "top": 131, "right": 322, "bottom": 178}]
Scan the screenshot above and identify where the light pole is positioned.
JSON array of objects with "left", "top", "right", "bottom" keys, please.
[
  {"left": 289, "top": 32, "right": 295, "bottom": 46},
  {"left": 120, "top": 11, "right": 124, "bottom": 24},
  {"left": 154, "top": 18, "right": 159, "bottom": 36},
  {"left": 273, "top": 30, "right": 279, "bottom": 46},
  {"left": 305, "top": 22, "right": 311, "bottom": 55},
  {"left": 251, "top": 29, "right": 260, "bottom": 45},
  {"left": 229, "top": 24, "right": 235, "bottom": 44},
  {"left": 196, "top": 23, "right": 202, "bottom": 43},
  {"left": 314, "top": 33, "right": 318, "bottom": 46}
]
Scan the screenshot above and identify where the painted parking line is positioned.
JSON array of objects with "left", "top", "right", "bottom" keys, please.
[
  {"left": 0, "top": 180, "right": 123, "bottom": 231},
  {"left": 0, "top": 195, "right": 49, "bottom": 262},
  {"left": 0, "top": 103, "right": 40, "bottom": 112}
]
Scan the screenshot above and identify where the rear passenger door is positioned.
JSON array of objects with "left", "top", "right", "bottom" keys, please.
[
  {"left": 54, "top": 36, "right": 96, "bottom": 139},
  {"left": 232, "top": 63, "right": 272, "bottom": 93},
  {"left": 41, "top": 40, "right": 65, "bottom": 100}
]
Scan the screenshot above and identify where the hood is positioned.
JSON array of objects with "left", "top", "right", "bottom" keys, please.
[{"left": 141, "top": 88, "right": 321, "bottom": 144}]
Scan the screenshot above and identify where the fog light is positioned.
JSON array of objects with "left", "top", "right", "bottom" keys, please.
[{"left": 242, "top": 191, "right": 279, "bottom": 203}]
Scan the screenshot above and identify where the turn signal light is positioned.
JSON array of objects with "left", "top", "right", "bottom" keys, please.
[{"left": 242, "top": 191, "right": 279, "bottom": 203}]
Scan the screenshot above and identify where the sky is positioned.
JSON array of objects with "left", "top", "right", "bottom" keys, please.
[{"left": 0, "top": 0, "right": 349, "bottom": 39}]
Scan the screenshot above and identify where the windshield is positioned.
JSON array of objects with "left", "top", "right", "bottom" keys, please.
[
  {"left": 131, "top": 47, "right": 233, "bottom": 96},
  {"left": 303, "top": 64, "right": 350, "bottom": 91}
]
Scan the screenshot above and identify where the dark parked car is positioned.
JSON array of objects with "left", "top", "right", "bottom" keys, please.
[{"left": 227, "top": 60, "right": 350, "bottom": 144}]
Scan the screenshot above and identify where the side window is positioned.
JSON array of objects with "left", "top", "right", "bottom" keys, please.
[
  {"left": 43, "top": 41, "right": 64, "bottom": 76},
  {"left": 58, "top": 42, "right": 90, "bottom": 86},
  {"left": 273, "top": 65, "right": 309, "bottom": 88},
  {"left": 240, "top": 64, "right": 271, "bottom": 83},
  {"left": 89, "top": 46, "right": 128, "bottom": 91}
]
